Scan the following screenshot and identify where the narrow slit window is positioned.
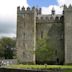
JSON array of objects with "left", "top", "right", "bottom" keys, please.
[{"left": 41, "top": 31, "right": 43, "bottom": 38}]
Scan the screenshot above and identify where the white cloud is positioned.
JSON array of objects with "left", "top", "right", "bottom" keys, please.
[
  {"left": 42, "top": 0, "right": 72, "bottom": 14},
  {"left": 57, "top": 0, "right": 72, "bottom": 6},
  {"left": 42, "top": 5, "right": 63, "bottom": 14},
  {"left": 0, "top": 0, "right": 29, "bottom": 37},
  {"left": 0, "top": 33, "right": 16, "bottom": 38},
  {"left": 0, "top": 0, "right": 29, "bottom": 21}
]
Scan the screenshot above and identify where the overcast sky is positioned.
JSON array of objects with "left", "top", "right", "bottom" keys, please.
[{"left": 0, "top": 0, "right": 72, "bottom": 38}]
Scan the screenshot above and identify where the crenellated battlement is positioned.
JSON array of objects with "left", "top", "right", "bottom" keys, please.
[
  {"left": 36, "top": 15, "right": 62, "bottom": 23},
  {"left": 17, "top": 6, "right": 42, "bottom": 14},
  {"left": 64, "top": 5, "right": 72, "bottom": 11}
]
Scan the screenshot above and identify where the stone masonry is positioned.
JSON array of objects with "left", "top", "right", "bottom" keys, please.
[{"left": 16, "top": 5, "right": 72, "bottom": 64}]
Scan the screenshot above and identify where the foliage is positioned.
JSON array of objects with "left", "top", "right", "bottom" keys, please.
[
  {"left": 36, "top": 38, "right": 53, "bottom": 63},
  {"left": 0, "top": 43, "right": 4, "bottom": 57},
  {"left": 0, "top": 37, "right": 16, "bottom": 59}
]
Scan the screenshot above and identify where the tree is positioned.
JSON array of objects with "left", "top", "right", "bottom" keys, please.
[
  {"left": 0, "top": 37, "right": 16, "bottom": 59},
  {"left": 36, "top": 38, "right": 53, "bottom": 64},
  {"left": 0, "top": 43, "right": 4, "bottom": 58}
]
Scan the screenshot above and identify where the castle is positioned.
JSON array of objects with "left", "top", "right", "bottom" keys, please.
[{"left": 16, "top": 5, "right": 72, "bottom": 64}]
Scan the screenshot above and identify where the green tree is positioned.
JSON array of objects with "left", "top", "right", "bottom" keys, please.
[
  {"left": 0, "top": 37, "right": 16, "bottom": 59},
  {"left": 36, "top": 38, "right": 53, "bottom": 63},
  {"left": 0, "top": 43, "right": 4, "bottom": 58}
]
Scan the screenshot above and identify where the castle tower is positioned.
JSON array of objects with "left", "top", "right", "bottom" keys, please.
[
  {"left": 64, "top": 5, "right": 72, "bottom": 64},
  {"left": 16, "top": 6, "right": 36, "bottom": 64}
]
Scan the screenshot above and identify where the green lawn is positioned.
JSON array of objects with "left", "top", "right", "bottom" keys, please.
[{"left": 7, "top": 64, "right": 72, "bottom": 69}]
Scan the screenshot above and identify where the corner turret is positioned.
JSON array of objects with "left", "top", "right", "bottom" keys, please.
[
  {"left": 17, "top": 6, "right": 20, "bottom": 14},
  {"left": 51, "top": 7, "right": 55, "bottom": 15},
  {"left": 64, "top": 4, "right": 72, "bottom": 11}
]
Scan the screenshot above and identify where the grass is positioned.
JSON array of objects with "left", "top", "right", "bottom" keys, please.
[
  {"left": 64, "top": 70, "right": 72, "bottom": 72},
  {"left": 7, "top": 64, "right": 72, "bottom": 69},
  {"left": 4, "top": 64, "right": 72, "bottom": 72}
]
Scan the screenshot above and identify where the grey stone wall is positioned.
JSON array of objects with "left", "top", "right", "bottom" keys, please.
[
  {"left": 36, "top": 15, "right": 64, "bottom": 64},
  {"left": 64, "top": 5, "right": 72, "bottom": 64},
  {"left": 16, "top": 7, "right": 36, "bottom": 64}
]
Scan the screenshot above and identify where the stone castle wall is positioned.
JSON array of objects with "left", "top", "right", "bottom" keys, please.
[
  {"left": 16, "top": 5, "right": 72, "bottom": 64},
  {"left": 16, "top": 7, "right": 36, "bottom": 64},
  {"left": 36, "top": 14, "right": 64, "bottom": 64},
  {"left": 64, "top": 5, "right": 72, "bottom": 64}
]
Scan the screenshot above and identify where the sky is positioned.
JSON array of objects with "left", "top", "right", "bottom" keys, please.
[{"left": 0, "top": 0, "right": 72, "bottom": 38}]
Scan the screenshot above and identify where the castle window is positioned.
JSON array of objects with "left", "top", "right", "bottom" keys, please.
[
  {"left": 56, "top": 58, "right": 59, "bottom": 64},
  {"left": 41, "top": 31, "right": 43, "bottom": 38},
  {"left": 55, "top": 50, "right": 57, "bottom": 56},
  {"left": 23, "top": 52, "right": 25, "bottom": 57},
  {"left": 41, "top": 17, "right": 43, "bottom": 20},
  {"left": 36, "top": 17, "right": 38, "bottom": 20},
  {"left": 24, "top": 32, "right": 25, "bottom": 36}
]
